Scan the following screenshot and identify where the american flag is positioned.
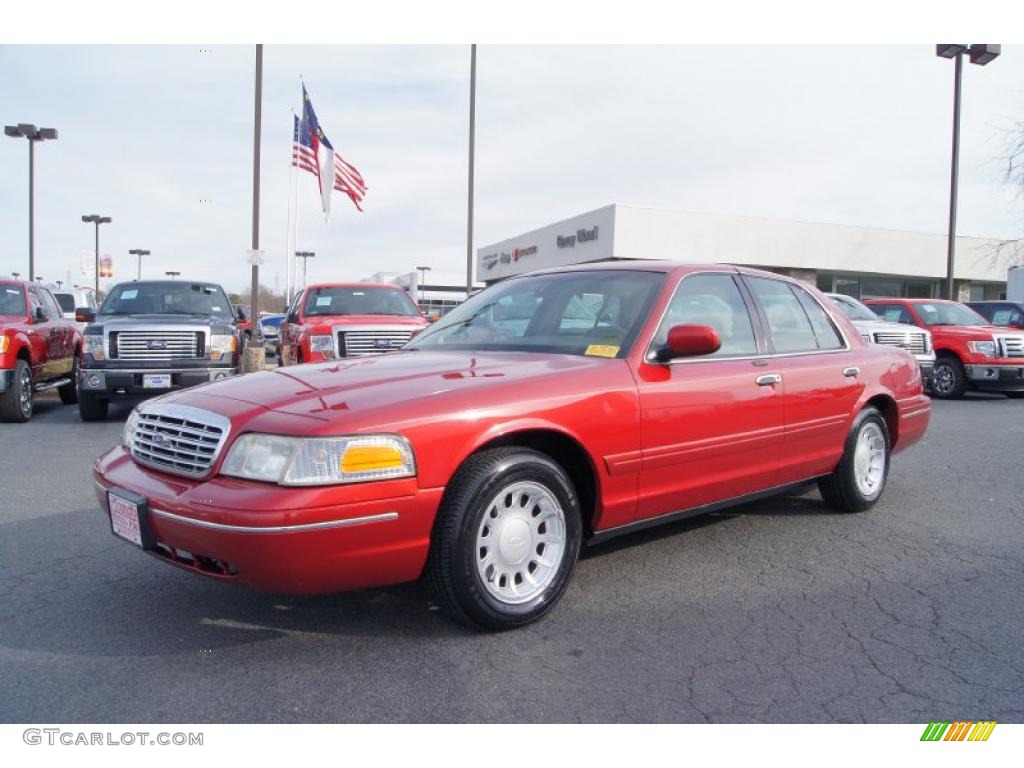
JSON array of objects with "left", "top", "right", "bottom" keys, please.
[{"left": 292, "top": 86, "right": 367, "bottom": 214}]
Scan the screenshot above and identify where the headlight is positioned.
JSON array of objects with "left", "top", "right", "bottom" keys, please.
[
  {"left": 309, "top": 335, "right": 334, "bottom": 357},
  {"left": 861, "top": 334, "right": 873, "bottom": 344},
  {"left": 969, "top": 340, "right": 996, "bottom": 358},
  {"left": 221, "top": 434, "right": 416, "bottom": 486},
  {"left": 122, "top": 407, "right": 140, "bottom": 450},
  {"left": 0, "top": 336, "right": 8, "bottom": 354},
  {"left": 84, "top": 334, "right": 105, "bottom": 361},
  {"left": 210, "top": 334, "right": 236, "bottom": 361}
]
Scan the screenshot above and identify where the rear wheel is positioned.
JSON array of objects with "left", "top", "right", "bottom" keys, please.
[
  {"left": 78, "top": 391, "right": 109, "bottom": 421},
  {"left": 931, "top": 356, "right": 967, "bottom": 399},
  {"left": 0, "top": 360, "right": 33, "bottom": 423},
  {"left": 818, "top": 406, "right": 890, "bottom": 513},
  {"left": 58, "top": 355, "right": 79, "bottom": 404},
  {"left": 424, "top": 448, "right": 582, "bottom": 631}
]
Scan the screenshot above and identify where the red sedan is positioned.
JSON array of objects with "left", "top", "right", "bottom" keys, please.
[{"left": 94, "top": 263, "right": 930, "bottom": 630}]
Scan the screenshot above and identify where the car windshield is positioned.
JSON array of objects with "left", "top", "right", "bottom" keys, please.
[
  {"left": 53, "top": 293, "right": 76, "bottom": 312},
  {"left": 99, "top": 283, "right": 233, "bottom": 318},
  {"left": 828, "top": 294, "right": 878, "bottom": 322},
  {"left": 303, "top": 286, "right": 421, "bottom": 317},
  {"left": 0, "top": 285, "right": 27, "bottom": 316},
  {"left": 914, "top": 302, "right": 988, "bottom": 327},
  {"left": 406, "top": 270, "right": 665, "bottom": 358}
]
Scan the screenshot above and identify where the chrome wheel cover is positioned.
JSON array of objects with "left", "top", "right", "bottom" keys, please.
[
  {"left": 475, "top": 480, "right": 566, "bottom": 605},
  {"left": 932, "top": 363, "right": 954, "bottom": 395},
  {"left": 853, "top": 422, "right": 886, "bottom": 498},
  {"left": 19, "top": 365, "right": 32, "bottom": 417}
]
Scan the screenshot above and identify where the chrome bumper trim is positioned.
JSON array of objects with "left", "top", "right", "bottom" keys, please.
[{"left": 148, "top": 507, "right": 399, "bottom": 533}]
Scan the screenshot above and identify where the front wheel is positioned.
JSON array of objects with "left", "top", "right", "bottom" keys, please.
[
  {"left": 818, "top": 406, "right": 891, "bottom": 513},
  {"left": 424, "top": 448, "right": 583, "bottom": 631},
  {"left": 931, "top": 356, "right": 967, "bottom": 399},
  {"left": 0, "top": 359, "right": 33, "bottom": 422}
]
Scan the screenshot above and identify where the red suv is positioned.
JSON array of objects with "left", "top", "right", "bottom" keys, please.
[
  {"left": 279, "top": 283, "right": 427, "bottom": 365},
  {"left": 95, "top": 264, "right": 929, "bottom": 630},
  {"left": 864, "top": 298, "right": 1024, "bottom": 399},
  {"left": 0, "top": 280, "right": 83, "bottom": 421}
]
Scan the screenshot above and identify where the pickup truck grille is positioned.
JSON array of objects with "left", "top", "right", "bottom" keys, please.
[
  {"left": 130, "top": 405, "right": 230, "bottom": 478},
  {"left": 338, "top": 330, "right": 414, "bottom": 357},
  {"left": 997, "top": 335, "right": 1024, "bottom": 358},
  {"left": 873, "top": 331, "right": 929, "bottom": 356},
  {"left": 113, "top": 331, "right": 203, "bottom": 361}
]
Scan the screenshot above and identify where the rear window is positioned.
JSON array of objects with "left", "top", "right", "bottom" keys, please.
[{"left": 54, "top": 293, "right": 76, "bottom": 312}]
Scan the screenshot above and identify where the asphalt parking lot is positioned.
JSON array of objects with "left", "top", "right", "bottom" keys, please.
[{"left": 1, "top": 391, "right": 1022, "bottom": 723}]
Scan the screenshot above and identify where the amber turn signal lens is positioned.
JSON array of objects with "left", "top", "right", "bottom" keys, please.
[{"left": 340, "top": 445, "right": 405, "bottom": 473}]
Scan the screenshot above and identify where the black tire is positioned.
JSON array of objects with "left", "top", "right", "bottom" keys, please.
[
  {"left": 0, "top": 359, "right": 33, "bottom": 423},
  {"left": 818, "top": 406, "right": 891, "bottom": 513},
  {"left": 78, "top": 391, "right": 109, "bottom": 421},
  {"left": 424, "top": 447, "right": 583, "bottom": 631},
  {"left": 58, "top": 355, "right": 79, "bottom": 405},
  {"left": 931, "top": 355, "right": 968, "bottom": 399}
]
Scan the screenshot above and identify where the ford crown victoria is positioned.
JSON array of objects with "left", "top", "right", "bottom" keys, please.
[{"left": 93, "top": 264, "right": 930, "bottom": 630}]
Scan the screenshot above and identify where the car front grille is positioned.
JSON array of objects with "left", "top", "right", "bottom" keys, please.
[
  {"left": 997, "top": 335, "right": 1024, "bottom": 358},
  {"left": 338, "top": 329, "right": 414, "bottom": 357},
  {"left": 130, "top": 404, "right": 230, "bottom": 478},
  {"left": 873, "top": 331, "right": 929, "bottom": 355},
  {"left": 113, "top": 330, "right": 203, "bottom": 361}
]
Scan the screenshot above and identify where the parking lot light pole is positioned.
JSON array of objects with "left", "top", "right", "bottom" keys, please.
[
  {"left": 165, "top": 271, "right": 180, "bottom": 279},
  {"left": 415, "top": 265, "right": 432, "bottom": 305},
  {"left": 935, "top": 44, "right": 1001, "bottom": 301},
  {"left": 5, "top": 124, "right": 58, "bottom": 282},
  {"left": 295, "top": 251, "right": 315, "bottom": 288},
  {"left": 128, "top": 249, "right": 150, "bottom": 281},
  {"left": 81, "top": 214, "right": 112, "bottom": 296}
]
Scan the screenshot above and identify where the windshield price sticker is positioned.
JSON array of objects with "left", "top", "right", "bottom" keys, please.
[
  {"left": 121, "top": 289, "right": 139, "bottom": 300},
  {"left": 584, "top": 344, "right": 620, "bottom": 358},
  {"left": 316, "top": 296, "right": 333, "bottom": 306}
]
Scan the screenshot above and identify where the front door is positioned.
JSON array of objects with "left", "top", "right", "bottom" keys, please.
[{"left": 633, "top": 272, "right": 785, "bottom": 520}]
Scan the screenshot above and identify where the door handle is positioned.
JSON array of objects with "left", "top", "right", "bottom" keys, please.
[
  {"left": 843, "top": 366, "right": 860, "bottom": 377},
  {"left": 755, "top": 373, "right": 782, "bottom": 386}
]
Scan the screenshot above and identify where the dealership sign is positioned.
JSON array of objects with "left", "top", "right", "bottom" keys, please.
[
  {"left": 482, "top": 244, "right": 538, "bottom": 271},
  {"left": 557, "top": 226, "right": 599, "bottom": 248}
]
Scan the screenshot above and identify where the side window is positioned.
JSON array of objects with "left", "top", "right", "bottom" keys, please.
[
  {"left": 652, "top": 273, "right": 757, "bottom": 358},
  {"left": 40, "top": 289, "right": 64, "bottom": 319},
  {"left": 873, "top": 303, "right": 913, "bottom": 325},
  {"left": 746, "top": 276, "right": 818, "bottom": 353},
  {"left": 27, "top": 289, "right": 45, "bottom": 319},
  {"left": 1011, "top": 309, "right": 1024, "bottom": 327},
  {"left": 991, "top": 308, "right": 1012, "bottom": 326},
  {"left": 791, "top": 285, "right": 845, "bottom": 350}
]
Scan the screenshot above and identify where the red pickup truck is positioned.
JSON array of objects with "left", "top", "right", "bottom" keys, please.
[
  {"left": 864, "top": 297, "right": 1024, "bottom": 399},
  {"left": 278, "top": 282, "right": 428, "bottom": 365},
  {"left": 0, "top": 279, "right": 83, "bottom": 421}
]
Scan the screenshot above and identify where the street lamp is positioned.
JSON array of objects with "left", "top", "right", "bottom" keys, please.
[
  {"left": 936, "top": 43, "right": 1001, "bottom": 301},
  {"left": 5, "top": 123, "right": 58, "bottom": 282},
  {"left": 11, "top": 272, "right": 20, "bottom": 280},
  {"left": 165, "top": 271, "right": 180, "bottom": 279},
  {"left": 295, "top": 251, "right": 315, "bottom": 288},
  {"left": 415, "top": 265, "right": 432, "bottom": 305},
  {"left": 128, "top": 248, "right": 150, "bottom": 280},
  {"left": 81, "top": 214, "right": 112, "bottom": 295}
]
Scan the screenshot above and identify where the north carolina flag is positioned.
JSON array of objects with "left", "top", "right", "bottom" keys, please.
[{"left": 293, "top": 85, "right": 367, "bottom": 217}]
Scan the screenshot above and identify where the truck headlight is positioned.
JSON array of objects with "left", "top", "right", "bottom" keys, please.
[
  {"left": 0, "top": 337, "right": 8, "bottom": 354},
  {"left": 309, "top": 335, "right": 334, "bottom": 357},
  {"left": 210, "top": 334, "right": 236, "bottom": 361},
  {"left": 969, "top": 340, "right": 996, "bottom": 358},
  {"left": 84, "top": 335, "right": 105, "bottom": 361},
  {"left": 122, "top": 407, "right": 140, "bottom": 450},
  {"left": 221, "top": 434, "right": 416, "bottom": 486},
  {"left": 861, "top": 334, "right": 873, "bottom": 344}
]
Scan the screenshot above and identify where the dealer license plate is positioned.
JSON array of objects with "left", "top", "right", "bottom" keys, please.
[
  {"left": 143, "top": 374, "right": 172, "bottom": 389},
  {"left": 109, "top": 492, "right": 144, "bottom": 547}
]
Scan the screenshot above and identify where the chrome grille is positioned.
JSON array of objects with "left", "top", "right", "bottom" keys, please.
[
  {"left": 130, "top": 404, "right": 230, "bottom": 478},
  {"left": 997, "top": 335, "right": 1024, "bottom": 358},
  {"left": 873, "top": 331, "right": 928, "bottom": 356},
  {"left": 114, "top": 330, "right": 202, "bottom": 361},
  {"left": 339, "top": 329, "right": 414, "bottom": 357}
]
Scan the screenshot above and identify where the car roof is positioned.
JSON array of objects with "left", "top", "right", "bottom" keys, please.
[
  {"left": 304, "top": 282, "right": 409, "bottom": 291},
  {"left": 512, "top": 261, "right": 798, "bottom": 283}
]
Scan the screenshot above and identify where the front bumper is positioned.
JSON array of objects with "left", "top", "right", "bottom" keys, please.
[
  {"left": 0, "top": 368, "right": 12, "bottom": 392},
  {"left": 79, "top": 367, "right": 238, "bottom": 397},
  {"left": 92, "top": 446, "right": 442, "bottom": 594},
  {"left": 964, "top": 363, "right": 1024, "bottom": 391}
]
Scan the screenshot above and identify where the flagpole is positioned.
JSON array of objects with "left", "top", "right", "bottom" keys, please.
[
  {"left": 466, "top": 43, "right": 477, "bottom": 298},
  {"left": 285, "top": 108, "right": 297, "bottom": 305}
]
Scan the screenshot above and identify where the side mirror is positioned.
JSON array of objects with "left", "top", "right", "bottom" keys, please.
[
  {"left": 656, "top": 324, "right": 721, "bottom": 362},
  {"left": 286, "top": 312, "right": 298, "bottom": 324},
  {"left": 236, "top": 307, "right": 247, "bottom": 321},
  {"left": 75, "top": 307, "right": 96, "bottom": 324},
  {"left": 34, "top": 307, "right": 47, "bottom": 322}
]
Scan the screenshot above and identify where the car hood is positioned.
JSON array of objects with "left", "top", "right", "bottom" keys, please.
[
  {"left": 162, "top": 350, "right": 618, "bottom": 423},
  {"left": 96, "top": 314, "right": 234, "bottom": 328},
  {"left": 301, "top": 314, "right": 427, "bottom": 327},
  {"left": 927, "top": 324, "right": 1010, "bottom": 339},
  {"left": 847, "top": 319, "right": 929, "bottom": 336}
]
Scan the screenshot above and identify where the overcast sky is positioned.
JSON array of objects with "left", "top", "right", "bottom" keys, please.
[{"left": 1, "top": 44, "right": 1022, "bottom": 294}]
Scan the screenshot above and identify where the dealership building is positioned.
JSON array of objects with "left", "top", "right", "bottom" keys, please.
[{"left": 476, "top": 204, "right": 1017, "bottom": 301}]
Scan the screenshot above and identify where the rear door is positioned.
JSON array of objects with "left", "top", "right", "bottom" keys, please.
[
  {"left": 39, "top": 288, "right": 75, "bottom": 376},
  {"left": 742, "top": 276, "right": 864, "bottom": 483},
  {"left": 633, "top": 272, "right": 785, "bottom": 520},
  {"left": 280, "top": 291, "right": 304, "bottom": 365}
]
